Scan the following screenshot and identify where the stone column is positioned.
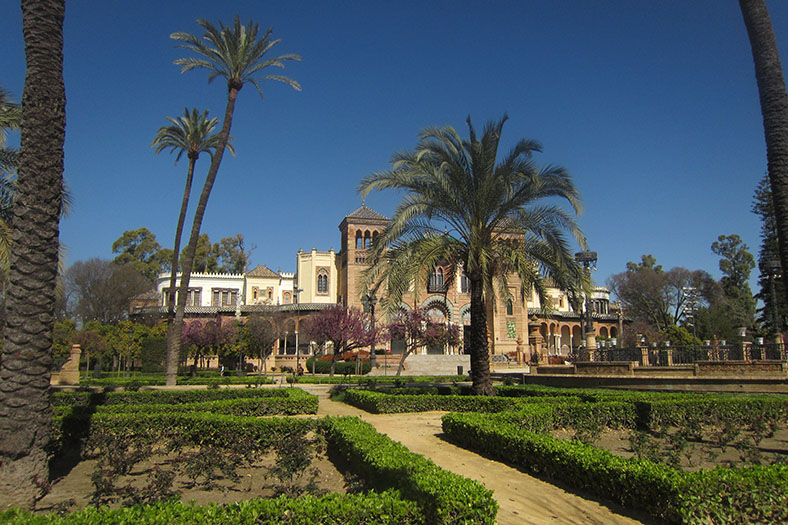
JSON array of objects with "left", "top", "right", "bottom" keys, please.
[{"left": 58, "top": 344, "right": 82, "bottom": 385}]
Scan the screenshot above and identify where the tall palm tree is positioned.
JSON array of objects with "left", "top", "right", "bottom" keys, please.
[
  {"left": 0, "top": 0, "right": 65, "bottom": 509},
  {"left": 739, "top": 0, "right": 788, "bottom": 311},
  {"left": 152, "top": 108, "right": 233, "bottom": 386},
  {"left": 359, "top": 116, "right": 585, "bottom": 395},
  {"left": 166, "top": 16, "right": 300, "bottom": 386}
]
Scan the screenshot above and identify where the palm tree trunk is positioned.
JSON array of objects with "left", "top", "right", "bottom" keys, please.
[
  {"left": 469, "top": 275, "right": 494, "bottom": 395},
  {"left": 739, "top": 0, "right": 788, "bottom": 309},
  {"left": 164, "top": 156, "right": 196, "bottom": 385},
  {"left": 166, "top": 87, "right": 238, "bottom": 386},
  {"left": 0, "top": 0, "right": 65, "bottom": 509}
]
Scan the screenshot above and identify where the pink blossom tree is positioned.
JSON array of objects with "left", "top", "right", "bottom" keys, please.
[
  {"left": 387, "top": 308, "right": 462, "bottom": 376},
  {"left": 181, "top": 317, "right": 236, "bottom": 371},
  {"left": 302, "top": 305, "right": 384, "bottom": 376}
]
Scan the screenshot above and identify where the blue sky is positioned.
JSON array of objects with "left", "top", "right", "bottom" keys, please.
[{"left": 1, "top": 1, "right": 787, "bottom": 292}]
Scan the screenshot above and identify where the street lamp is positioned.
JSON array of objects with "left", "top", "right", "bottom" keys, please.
[
  {"left": 683, "top": 286, "right": 699, "bottom": 356},
  {"left": 293, "top": 283, "right": 304, "bottom": 374},
  {"left": 361, "top": 290, "right": 378, "bottom": 369},
  {"left": 766, "top": 259, "right": 782, "bottom": 344},
  {"left": 575, "top": 246, "right": 598, "bottom": 351}
]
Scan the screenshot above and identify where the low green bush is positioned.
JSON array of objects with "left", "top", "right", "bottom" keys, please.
[
  {"left": 94, "top": 394, "right": 318, "bottom": 417},
  {"left": 442, "top": 411, "right": 788, "bottom": 524},
  {"left": 323, "top": 416, "right": 497, "bottom": 524},
  {"left": 304, "top": 357, "right": 371, "bottom": 375},
  {"left": 343, "top": 389, "right": 581, "bottom": 414},
  {"left": 0, "top": 491, "right": 422, "bottom": 524}
]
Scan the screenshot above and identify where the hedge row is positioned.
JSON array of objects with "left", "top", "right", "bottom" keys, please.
[
  {"left": 322, "top": 416, "right": 497, "bottom": 524},
  {"left": 442, "top": 411, "right": 788, "bottom": 524},
  {"left": 0, "top": 491, "right": 422, "bottom": 524},
  {"left": 639, "top": 397, "right": 788, "bottom": 429},
  {"left": 48, "top": 410, "right": 494, "bottom": 523},
  {"left": 93, "top": 394, "right": 318, "bottom": 417},
  {"left": 343, "top": 389, "right": 581, "bottom": 414},
  {"left": 288, "top": 374, "right": 468, "bottom": 385},
  {"left": 52, "top": 387, "right": 296, "bottom": 407}
]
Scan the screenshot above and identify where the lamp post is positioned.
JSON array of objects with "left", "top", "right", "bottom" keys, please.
[
  {"left": 683, "top": 286, "right": 699, "bottom": 357},
  {"left": 362, "top": 290, "right": 378, "bottom": 370},
  {"left": 575, "top": 246, "right": 598, "bottom": 352},
  {"left": 766, "top": 259, "right": 782, "bottom": 345},
  {"left": 294, "top": 283, "right": 304, "bottom": 374}
]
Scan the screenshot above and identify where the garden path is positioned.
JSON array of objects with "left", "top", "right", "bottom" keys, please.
[{"left": 304, "top": 386, "right": 657, "bottom": 525}]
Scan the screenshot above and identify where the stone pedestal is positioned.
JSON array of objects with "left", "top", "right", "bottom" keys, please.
[{"left": 57, "top": 344, "right": 82, "bottom": 385}]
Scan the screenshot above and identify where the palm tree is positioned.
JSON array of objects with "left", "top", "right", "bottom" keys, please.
[
  {"left": 0, "top": 88, "right": 21, "bottom": 176},
  {"left": 359, "top": 116, "right": 585, "bottom": 395},
  {"left": 152, "top": 108, "right": 233, "bottom": 385},
  {"left": 165, "top": 16, "right": 300, "bottom": 386},
  {"left": 0, "top": 0, "right": 65, "bottom": 510},
  {"left": 739, "top": 0, "right": 788, "bottom": 311}
]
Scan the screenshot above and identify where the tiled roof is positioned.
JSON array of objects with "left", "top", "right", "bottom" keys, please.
[
  {"left": 247, "top": 264, "right": 279, "bottom": 278},
  {"left": 345, "top": 205, "right": 389, "bottom": 221}
]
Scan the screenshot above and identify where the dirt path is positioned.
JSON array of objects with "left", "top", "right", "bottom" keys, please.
[{"left": 309, "top": 387, "right": 657, "bottom": 525}]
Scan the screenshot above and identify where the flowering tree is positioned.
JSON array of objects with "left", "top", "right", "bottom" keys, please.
[
  {"left": 387, "top": 308, "right": 462, "bottom": 376},
  {"left": 302, "top": 305, "right": 383, "bottom": 376},
  {"left": 181, "top": 317, "right": 236, "bottom": 370},
  {"left": 239, "top": 313, "right": 280, "bottom": 375}
]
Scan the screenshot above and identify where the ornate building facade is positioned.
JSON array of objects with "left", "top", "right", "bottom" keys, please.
[{"left": 148, "top": 205, "right": 623, "bottom": 363}]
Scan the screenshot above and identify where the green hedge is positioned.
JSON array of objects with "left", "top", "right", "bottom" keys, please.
[
  {"left": 442, "top": 411, "right": 788, "bottom": 524},
  {"left": 323, "top": 416, "right": 497, "bottom": 524},
  {"left": 51, "top": 387, "right": 303, "bottom": 408},
  {"left": 343, "top": 389, "right": 581, "bottom": 414},
  {"left": 291, "top": 374, "right": 467, "bottom": 385},
  {"left": 0, "top": 491, "right": 422, "bottom": 524},
  {"left": 93, "top": 395, "right": 317, "bottom": 417},
  {"left": 637, "top": 397, "right": 788, "bottom": 429},
  {"left": 304, "top": 357, "right": 371, "bottom": 375}
]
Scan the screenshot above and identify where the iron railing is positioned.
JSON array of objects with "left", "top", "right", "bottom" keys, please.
[{"left": 587, "top": 343, "right": 786, "bottom": 365}]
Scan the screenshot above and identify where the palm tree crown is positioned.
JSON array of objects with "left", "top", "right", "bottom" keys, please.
[
  {"left": 171, "top": 16, "right": 301, "bottom": 95},
  {"left": 359, "top": 115, "right": 585, "bottom": 394},
  {"left": 152, "top": 107, "right": 234, "bottom": 163}
]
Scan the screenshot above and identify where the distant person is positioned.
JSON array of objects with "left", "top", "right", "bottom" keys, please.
[{"left": 220, "top": 365, "right": 224, "bottom": 376}]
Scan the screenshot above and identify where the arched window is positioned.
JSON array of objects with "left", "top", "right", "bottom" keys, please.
[
  {"left": 355, "top": 230, "right": 363, "bottom": 249},
  {"left": 364, "top": 230, "right": 371, "bottom": 249},
  {"left": 317, "top": 270, "right": 329, "bottom": 294},
  {"left": 428, "top": 267, "right": 445, "bottom": 292},
  {"left": 506, "top": 298, "right": 514, "bottom": 316},
  {"left": 460, "top": 272, "right": 470, "bottom": 294}
]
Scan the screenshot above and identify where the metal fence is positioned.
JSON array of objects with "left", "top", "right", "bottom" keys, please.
[{"left": 588, "top": 343, "right": 786, "bottom": 365}]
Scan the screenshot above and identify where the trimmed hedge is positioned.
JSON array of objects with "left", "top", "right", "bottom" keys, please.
[
  {"left": 323, "top": 416, "right": 497, "bottom": 524},
  {"left": 305, "top": 357, "right": 371, "bottom": 375},
  {"left": 0, "top": 491, "right": 422, "bottom": 524},
  {"left": 442, "top": 411, "right": 788, "bottom": 524},
  {"left": 343, "top": 389, "right": 581, "bottom": 414},
  {"left": 93, "top": 394, "right": 318, "bottom": 417}
]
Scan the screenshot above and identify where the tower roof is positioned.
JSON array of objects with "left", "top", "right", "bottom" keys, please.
[{"left": 345, "top": 205, "right": 389, "bottom": 221}]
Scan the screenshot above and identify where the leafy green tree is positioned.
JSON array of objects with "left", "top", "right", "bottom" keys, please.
[
  {"left": 711, "top": 234, "right": 757, "bottom": 329},
  {"left": 52, "top": 319, "right": 75, "bottom": 361},
  {"left": 0, "top": 87, "right": 20, "bottom": 177},
  {"left": 166, "top": 16, "right": 300, "bottom": 386},
  {"left": 752, "top": 174, "right": 787, "bottom": 334},
  {"left": 72, "top": 326, "right": 108, "bottom": 376},
  {"left": 0, "top": 0, "right": 66, "bottom": 509},
  {"left": 182, "top": 233, "right": 217, "bottom": 273},
  {"left": 152, "top": 108, "right": 232, "bottom": 329},
  {"left": 112, "top": 228, "right": 165, "bottom": 281},
  {"left": 739, "top": 0, "right": 788, "bottom": 314},
  {"left": 608, "top": 257, "right": 715, "bottom": 333},
  {"left": 215, "top": 233, "right": 253, "bottom": 273},
  {"left": 360, "top": 116, "right": 584, "bottom": 395}
]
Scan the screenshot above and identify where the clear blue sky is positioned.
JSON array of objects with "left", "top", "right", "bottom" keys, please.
[{"left": 2, "top": 1, "right": 787, "bottom": 292}]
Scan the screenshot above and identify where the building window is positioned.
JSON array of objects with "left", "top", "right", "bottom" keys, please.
[
  {"left": 211, "top": 288, "right": 238, "bottom": 307},
  {"left": 460, "top": 272, "right": 470, "bottom": 294},
  {"left": 317, "top": 269, "right": 329, "bottom": 294},
  {"left": 506, "top": 298, "right": 514, "bottom": 316},
  {"left": 283, "top": 291, "right": 291, "bottom": 304},
  {"left": 252, "top": 287, "right": 258, "bottom": 300},
  {"left": 162, "top": 288, "right": 201, "bottom": 306},
  {"left": 364, "top": 231, "right": 371, "bottom": 249},
  {"left": 355, "top": 230, "right": 363, "bottom": 249},
  {"left": 428, "top": 267, "right": 445, "bottom": 293}
]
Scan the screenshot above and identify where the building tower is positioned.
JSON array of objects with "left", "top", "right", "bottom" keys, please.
[{"left": 337, "top": 205, "right": 389, "bottom": 308}]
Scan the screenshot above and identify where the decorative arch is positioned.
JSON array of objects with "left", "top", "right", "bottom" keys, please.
[
  {"left": 610, "top": 326, "right": 619, "bottom": 338},
  {"left": 599, "top": 326, "right": 609, "bottom": 338},
  {"left": 572, "top": 325, "right": 582, "bottom": 347},
  {"left": 364, "top": 230, "right": 372, "bottom": 249},
  {"left": 421, "top": 295, "right": 454, "bottom": 321},
  {"left": 355, "top": 230, "right": 363, "bottom": 249}
]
